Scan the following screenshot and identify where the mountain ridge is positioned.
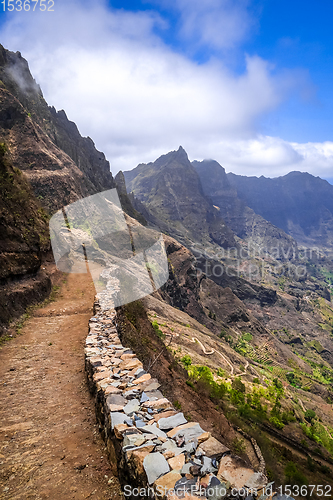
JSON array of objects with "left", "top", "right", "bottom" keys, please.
[
  {"left": 227, "top": 169, "right": 333, "bottom": 248},
  {"left": 124, "top": 146, "right": 237, "bottom": 250}
]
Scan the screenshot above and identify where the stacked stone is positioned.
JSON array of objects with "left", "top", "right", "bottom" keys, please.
[{"left": 85, "top": 305, "right": 273, "bottom": 500}]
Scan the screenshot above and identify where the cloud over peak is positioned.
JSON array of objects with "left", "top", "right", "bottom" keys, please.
[{"left": 0, "top": 0, "right": 332, "bottom": 178}]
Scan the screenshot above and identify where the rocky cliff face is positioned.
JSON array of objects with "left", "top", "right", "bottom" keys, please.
[
  {"left": 124, "top": 146, "right": 237, "bottom": 251},
  {"left": 227, "top": 170, "right": 333, "bottom": 248},
  {"left": 0, "top": 45, "right": 139, "bottom": 331},
  {"left": 0, "top": 45, "right": 120, "bottom": 211},
  {"left": 193, "top": 159, "right": 298, "bottom": 257},
  {"left": 0, "top": 145, "right": 51, "bottom": 333}
]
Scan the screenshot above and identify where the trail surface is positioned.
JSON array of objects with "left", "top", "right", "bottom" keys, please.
[{"left": 0, "top": 271, "right": 122, "bottom": 500}]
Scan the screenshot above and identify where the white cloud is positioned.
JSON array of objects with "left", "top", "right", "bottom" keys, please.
[
  {"left": 185, "top": 136, "right": 333, "bottom": 179},
  {"left": 153, "top": 0, "right": 254, "bottom": 51},
  {"left": 0, "top": 0, "right": 332, "bottom": 180}
]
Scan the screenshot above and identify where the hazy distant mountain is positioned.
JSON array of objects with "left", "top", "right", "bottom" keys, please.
[
  {"left": 193, "top": 159, "right": 296, "bottom": 254},
  {"left": 227, "top": 171, "right": 333, "bottom": 248}
]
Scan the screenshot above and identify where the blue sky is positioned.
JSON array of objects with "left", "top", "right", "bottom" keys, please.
[{"left": 0, "top": 0, "right": 333, "bottom": 179}]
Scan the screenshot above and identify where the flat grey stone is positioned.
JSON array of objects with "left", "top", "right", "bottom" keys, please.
[
  {"left": 124, "top": 389, "right": 140, "bottom": 398},
  {"left": 140, "top": 392, "right": 149, "bottom": 403},
  {"left": 106, "top": 394, "right": 126, "bottom": 407},
  {"left": 201, "top": 456, "right": 217, "bottom": 474},
  {"left": 123, "top": 434, "right": 146, "bottom": 448},
  {"left": 123, "top": 428, "right": 142, "bottom": 436},
  {"left": 145, "top": 390, "right": 164, "bottom": 401},
  {"left": 181, "top": 462, "right": 195, "bottom": 475},
  {"left": 123, "top": 399, "right": 140, "bottom": 415},
  {"left": 174, "top": 477, "right": 197, "bottom": 494},
  {"left": 143, "top": 381, "right": 161, "bottom": 392},
  {"left": 110, "top": 412, "right": 127, "bottom": 429},
  {"left": 141, "top": 423, "right": 167, "bottom": 439},
  {"left": 183, "top": 441, "right": 197, "bottom": 453},
  {"left": 143, "top": 452, "right": 170, "bottom": 484},
  {"left": 158, "top": 412, "right": 187, "bottom": 430},
  {"left": 272, "top": 496, "right": 295, "bottom": 500},
  {"left": 158, "top": 439, "right": 186, "bottom": 457},
  {"left": 124, "top": 441, "right": 156, "bottom": 456},
  {"left": 171, "top": 423, "right": 205, "bottom": 444}
]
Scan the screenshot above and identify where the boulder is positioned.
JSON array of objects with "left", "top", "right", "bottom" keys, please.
[
  {"left": 217, "top": 455, "right": 255, "bottom": 490},
  {"left": 197, "top": 437, "right": 230, "bottom": 460}
]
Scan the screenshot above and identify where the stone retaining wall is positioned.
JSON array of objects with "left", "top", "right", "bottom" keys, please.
[{"left": 85, "top": 300, "right": 273, "bottom": 500}]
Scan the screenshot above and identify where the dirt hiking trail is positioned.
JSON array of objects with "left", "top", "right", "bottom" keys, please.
[{"left": 0, "top": 271, "right": 123, "bottom": 500}]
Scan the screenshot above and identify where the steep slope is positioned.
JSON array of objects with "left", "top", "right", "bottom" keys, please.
[
  {"left": 193, "top": 159, "right": 297, "bottom": 257},
  {"left": 0, "top": 45, "right": 144, "bottom": 331},
  {"left": 228, "top": 170, "right": 333, "bottom": 248},
  {"left": 0, "top": 45, "right": 116, "bottom": 213},
  {"left": 0, "top": 145, "right": 51, "bottom": 333},
  {"left": 116, "top": 223, "right": 333, "bottom": 484},
  {"left": 124, "top": 146, "right": 237, "bottom": 250}
]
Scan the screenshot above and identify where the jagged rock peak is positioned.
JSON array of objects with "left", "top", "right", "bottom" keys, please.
[
  {"left": 192, "top": 159, "right": 230, "bottom": 191},
  {"left": 0, "top": 44, "right": 42, "bottom": 96},
  {"left": 115, "top": 171, "right": 127, "bottom": 195},
  {"left": 175, "top": 145, "right": 188, "bottom": 158},
  {"left": 153, "top": 145, "right": 190, "bottom": 169}
]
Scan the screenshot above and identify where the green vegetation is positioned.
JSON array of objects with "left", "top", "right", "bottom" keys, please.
[
  {"left": 151, "top": 320, "right": 166, "bottom": 339},
  {"left": 173, "top": 400, "right": 182, "bottom": 410},
  {"left": 300, "top": 420, "right": 333, "bottom": 455},
  {"left": 0, "top": 142, "right": 8, "bottom": 156},
  {"left": 217, "top": 368, "right": 226, "bottom": 377},
  {"left": 220, "top": 330, "right": 233, "bottom": 343},
  {"left": 233, "top": 332, "right": 254, "bottom": 357},
  {"left": 269, "top": 415, "right": 285, "bottom": 430},
  {"left": 0, "top": 335, "right": 13, "bottom": 348},
  {"left": 304, "top": 409, "right": 316, "bottom": 422},
  {"left": 286, "top": 371, "right": 302, "bottom": 388},
  {"left": 181, "top": 354, "right": 192, "bottom": 367},
  {"left": 181, "top": 360, "right": 296, "bottom": 433},
  {"left": 306, "top": 339, "right": 324, "bottom": 352},
  {"left": 16, "top": 312, "right": 30, "bottom": 335},
  {"left": 232, "top": 437, "right": 246, "bottom": 454},
  {"left": 284, "top": 461, "right": 308, "bottom": 485}
]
